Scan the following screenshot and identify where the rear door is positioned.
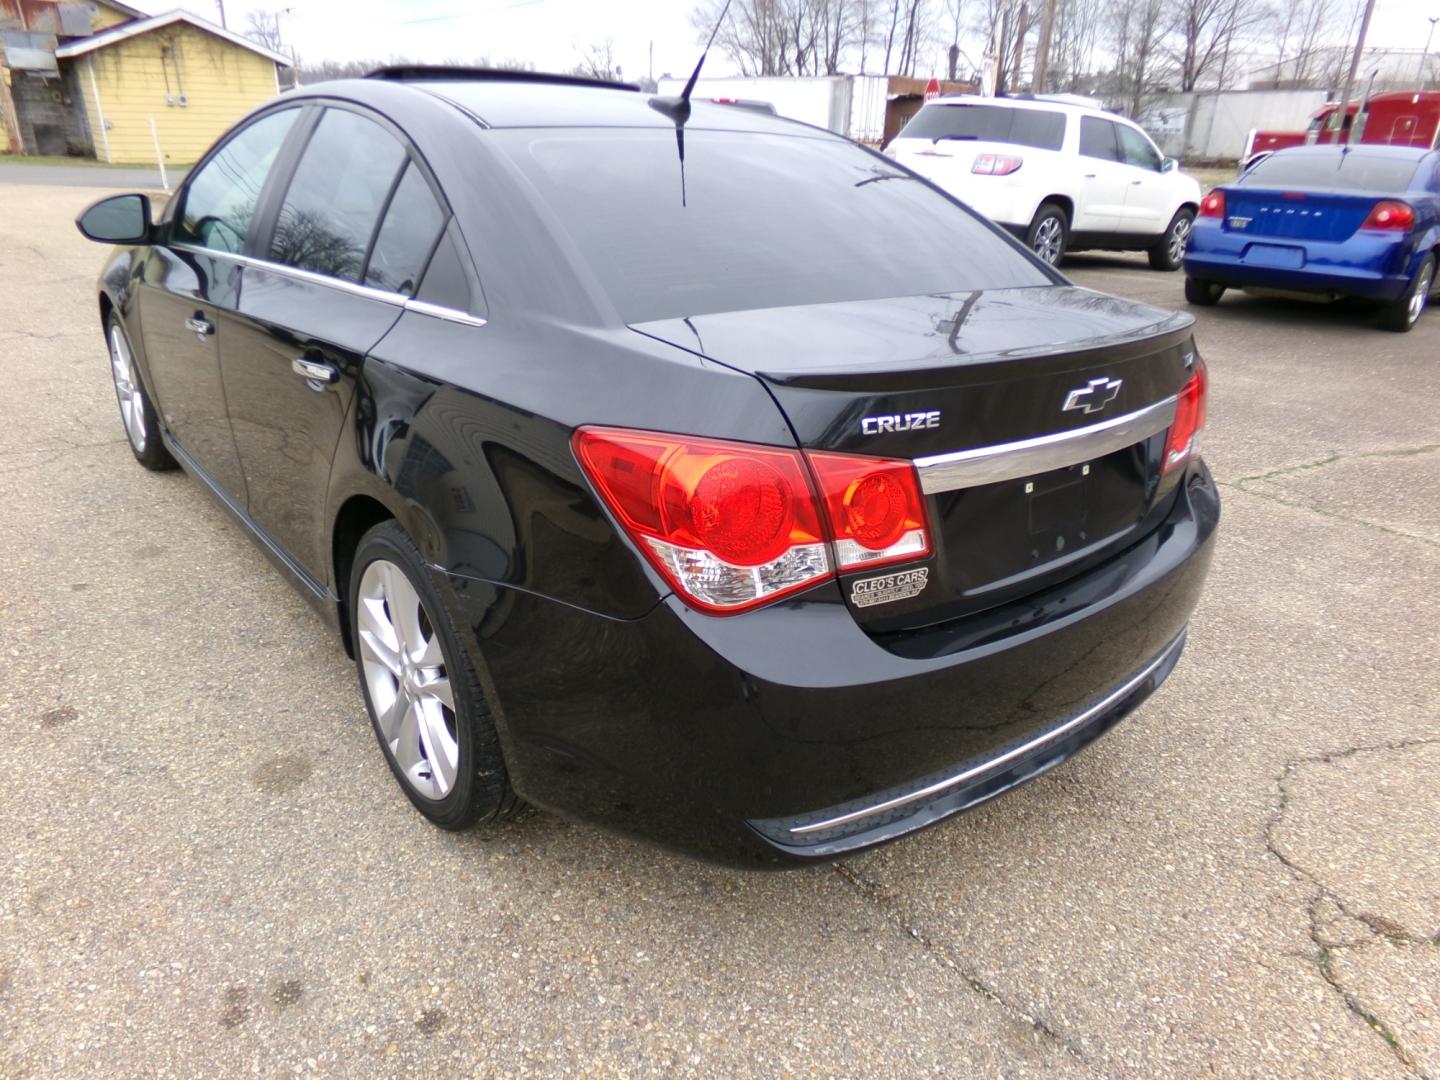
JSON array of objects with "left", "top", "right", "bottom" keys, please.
[
  {"left": 221, "top": 105, "right": 449, "bottom": 583},
  {"left": 1115, "top": 122, "right": 1171, "bottom": 235},
  {"left": 1076, "top": 117, "right": 1128, "bottom": 232},
  {"left": 139, "top": 107, "right": 301, "bottom": 498}
]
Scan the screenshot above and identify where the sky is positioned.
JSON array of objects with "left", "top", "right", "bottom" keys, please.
[{"left": 138, "top": 0, "right": 1427, "bottom": 80}]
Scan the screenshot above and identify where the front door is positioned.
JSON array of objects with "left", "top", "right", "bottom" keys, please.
[
  {"left": 1075, "top": 116, "right": 1129, "bottom": 233},
  {"left": 137, "top": 107, "right": 301, "bottom": 497},
  {"left": 1115, "top": 123, "right": 1171, "bottom": 237},
  {"left": 222, "top": 107, "right": 449, "bottom": 583}
]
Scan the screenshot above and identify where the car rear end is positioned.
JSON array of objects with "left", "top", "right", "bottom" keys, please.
[
  {"left": 886, "top": 98, "right": 1068, "bottom": 231},
  {"left": 1186, "top": 147, "right": 1434, "bottom": 300},
  {"left": 458, "top": 111, "right": 1218, "bottom": 865}
]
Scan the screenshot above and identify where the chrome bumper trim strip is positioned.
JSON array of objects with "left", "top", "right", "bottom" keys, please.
[{"left": 789, "top": 629, "right": 1188, "bottom": 836}]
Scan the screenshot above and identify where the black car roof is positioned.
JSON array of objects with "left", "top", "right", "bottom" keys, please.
[{"left": 319, "top": 67, "right": 828, "bottom": 136}]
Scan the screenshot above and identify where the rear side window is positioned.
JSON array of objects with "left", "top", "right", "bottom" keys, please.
[
  {"left": 364, "top": 163, "right": 446, "bottom": 295},
  {"left": 495, "top": 128, "right": 1051, "bottom": 323},
  {"left": 1241, "top": 152, "right": 1421, "bottom": 193},
  {"left": 270, "top": 108, "right": 406, "bottom": 281},
  {"left": 899, "top": 104, "right": 1065, "bottom": 151},
  {"left": 178, "top": 108, "right": 298, "bottom": 252},
  {"left": 1079, "top": 117, "right": 1120, "bottom": 161}
]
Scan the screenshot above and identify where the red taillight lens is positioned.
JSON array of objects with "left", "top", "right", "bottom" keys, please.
[
  {"left": 972, "top": 153, "right": 1023, "bottom": 175},
  {"left": 573, "top": 428, "right": 932, "bottom": 613},
  {"left": 807, "top": 452, "right": 931, "bottom": 571},
  {"left": 1199, "top": 191, "right": 1225, "bottom": 218},
  {"left": 1360, "top": 200, "right": 1414, "bottom": 231},
  {"left": 1162, "top": 359, "right": 1208, "bottom": 477}
]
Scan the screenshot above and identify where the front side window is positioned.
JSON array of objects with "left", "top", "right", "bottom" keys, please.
[
  {"left": 270, "top": 108, "right": 406, "bottom": 281},
  {"left": 178, "top": 108, "right": 298, "bottom": 252},
  {"left": 1079, "top": 117, "right": 1121, "bottom": 161},
  {"left": 1116, "top": 124, "right": 1163, "bottom": 171}
]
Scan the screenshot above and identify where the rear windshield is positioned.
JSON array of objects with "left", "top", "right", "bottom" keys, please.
[
  {"left": 494, "top": 128, "right": 1050, "bottom": 323},
  {"left": 1241, "top": 152, "right": 1420, "bottom": 193},
  {"left": 898, "top": 104, "right": 1066, "bottom": 150}
]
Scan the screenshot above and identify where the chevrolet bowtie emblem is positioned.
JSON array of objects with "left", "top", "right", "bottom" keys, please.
[{"left": 1062, "top": 377, "right": 1122, "bottom": 415}]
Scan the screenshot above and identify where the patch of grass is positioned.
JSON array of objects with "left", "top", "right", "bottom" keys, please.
[{"left": 0, "top": 153, "right": 194, "bottom": 170}]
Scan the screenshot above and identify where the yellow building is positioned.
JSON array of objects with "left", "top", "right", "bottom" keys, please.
[{"left": 1, "top": 4, "right": 289, "bottom": 163}]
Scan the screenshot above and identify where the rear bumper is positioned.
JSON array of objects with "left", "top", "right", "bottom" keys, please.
[
  {"left": 1184, "top": 225, "right": 1416, "bottom": 301},
  {"left": 436, "top": 464, "right": 1220, "bottom": 866}
]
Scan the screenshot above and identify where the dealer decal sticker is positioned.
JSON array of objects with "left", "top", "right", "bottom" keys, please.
[{"left": 850, "top": 567, "right": 929, "bottom": 608}]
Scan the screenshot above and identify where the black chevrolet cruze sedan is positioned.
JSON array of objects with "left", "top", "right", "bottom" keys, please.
[{"left": 76, "top": 68, "right": 1218, "bottom": 865}]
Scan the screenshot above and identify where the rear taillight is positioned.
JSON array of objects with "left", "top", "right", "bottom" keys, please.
[
  {"left": 1360, "top": 200, "right": 1414, "bottom": 231},
  {"left": 972, "top": 153, "right": 1023, "bottom": 175},
  {"left": 573, "top": 428, "right": 931, "bottom": 614},
  {"left": 1162, "top": 359, "right": 1208, "bottom": 477},
  {"left": 807, "top": 452, "right": 932, "bottom": 571},
  {"left": 1199, "top": 191, "right": 1225, "bottom": 218}
]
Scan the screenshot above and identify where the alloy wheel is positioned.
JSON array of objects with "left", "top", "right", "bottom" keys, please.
[
  {"left": 1409, "top": 263, "right": 1433, "bottom": 326},
  {"left": 109, "top": 325, "right": 147, "bottom": 453},
  {"left": 1168, "top": 216, "right": 1192, "bottom": 263},
  {"left": 1033, "top": 216, "right": 1063, "bottom": 264},
  {"left": 356, "top": 559, "right": 459, "bottom": 800}
]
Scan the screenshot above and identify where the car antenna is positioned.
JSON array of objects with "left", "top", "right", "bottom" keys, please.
[{"left": 648, "top": 0, "right": 732, "bottom": 206}]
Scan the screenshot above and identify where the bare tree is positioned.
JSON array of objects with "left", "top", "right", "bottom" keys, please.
[
  {"left": 572, "top": 39, "right": 621, "bottom": 81},
  {"left": 244, "top": 10, "right": 284, "bottom": 54},
  {"left": 1167, "top": 0, "right": 1265, "bottom": 91},
  {"left": 1107, "top": 0, "right": 1166, "bottom": 116}
]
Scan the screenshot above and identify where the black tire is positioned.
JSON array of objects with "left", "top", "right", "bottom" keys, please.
[
  {"left": 1184, "top": 277, "right": 1225, "bottom": 307},
  {"left": 348, "top": 520, "right": 518, "bottom": 829},
  {"left": 1377, "top": 254, "right": 1435, "bottom": 333},
  {"left": 1025, "top": 202, "right": 1069, "bottom": 266},
  {"left": 1149, "top": 208, "right": 1195, "bottom": 271},
  {"left": 105, "top": 313, "right": 175, "bottom": 471}
]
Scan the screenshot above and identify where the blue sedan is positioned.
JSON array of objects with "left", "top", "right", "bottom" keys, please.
[{"left": 1184, "top": 145, "right": 1440, "bottom": 331}]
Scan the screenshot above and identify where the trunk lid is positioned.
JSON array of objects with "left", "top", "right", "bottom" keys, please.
[
  {"left": 632, "top": 286, "right": 1198, "bottom": 632},
  {"left": 1221, "top": 187, "right": 1385, "bottom": 242}
]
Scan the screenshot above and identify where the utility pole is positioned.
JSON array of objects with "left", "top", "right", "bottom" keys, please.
[
  {"left": 1031, "top": 0, "right": 1058, "bottom": 93},
  {"left": 1420, "top": 17, "right": 1439, "bottom": 87},
  {"left": 215, "top": 0, "right": 227, "bottom": 29},
  {"left": 1334, "top": 0, "right": 1375, "bottom": 146}
]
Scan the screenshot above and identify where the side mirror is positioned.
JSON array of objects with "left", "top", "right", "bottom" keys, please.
[
  {"left": 1161, "top": 157, "right": 1178, "bottom": 173},
  {"left": 75, "top": 193, "right": 153, "bottom": 244}
]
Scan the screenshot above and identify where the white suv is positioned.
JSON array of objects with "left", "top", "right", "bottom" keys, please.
[{"left": 887, "top": 96, "right": 1202, "bottom": 270}]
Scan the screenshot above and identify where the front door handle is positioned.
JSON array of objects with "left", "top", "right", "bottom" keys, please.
[
  {"left": 185, "top": 315, "right": 214, "bottom": 342},
  {"left": 1084, "top": 172, "right": 1097, "bottom": 178},
  {"left": 1131, "top": 179, "right": 1143, "bottom": 185},
  {"left": 291, "top": 357, "right": 339, "bottom": 388}
]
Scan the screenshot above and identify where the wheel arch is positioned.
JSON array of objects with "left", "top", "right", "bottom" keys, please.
[
  {"left": 331, "top": 492, "right": 400, "bottom": 658},
  {"left": 1035, "top": 194, "right": 1074, "bottom": 224}
]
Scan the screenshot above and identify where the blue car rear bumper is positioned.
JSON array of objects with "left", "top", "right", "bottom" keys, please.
[{"left": 1184, "top": 223, "right": 1418, "bottom": 302}]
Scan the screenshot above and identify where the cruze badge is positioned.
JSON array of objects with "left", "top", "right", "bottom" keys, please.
[
  {"left": 1062, "top": 377, "right": 1122, "bottom": 415},
  {"left": 861, "top": 410, "right": 940, "bottom": 435}
]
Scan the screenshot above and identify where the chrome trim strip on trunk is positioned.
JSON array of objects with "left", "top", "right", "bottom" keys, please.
[
  {"left": 788, "top": 629, "right": 1188, "bottom": 836},
  {"left": 914, "top": 395, "right": 1178, "bottom": 494}
]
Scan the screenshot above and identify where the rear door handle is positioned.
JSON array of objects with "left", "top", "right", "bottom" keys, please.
[
  {"left": 1131, "top": 179, "right": 1143, "bottom": 185},
  {"left": 1084, "top": 172, "right": 1097, "bottom": 178},
  {"left": 291, "top": 357, "right": 339, "bottom": 388},
  {"left": 184, "top": 315, "right": 214, "bottom": 341}
]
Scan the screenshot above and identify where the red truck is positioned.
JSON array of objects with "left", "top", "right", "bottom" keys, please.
[{"left": 1245, "top": 91, "right": 1440, "bottom": 161}]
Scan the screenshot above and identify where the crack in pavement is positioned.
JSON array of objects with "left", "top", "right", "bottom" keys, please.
[
  {"left": 832, "top": 861, "right": 1097, "bottom": 1071},
  {"left": 1263, "top": 737, "right": 1440, "bottom": 1079},
  {"left": 1214, "top": 443, "right": 1440, "bottom": 549},
  {"left": 1230, "top": 444, "right": 1440, "bottom": 488}
]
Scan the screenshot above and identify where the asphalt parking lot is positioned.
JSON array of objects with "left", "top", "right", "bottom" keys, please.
[{"left": 2, "top": 177, "right": 1437, "bottom": 1078}]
